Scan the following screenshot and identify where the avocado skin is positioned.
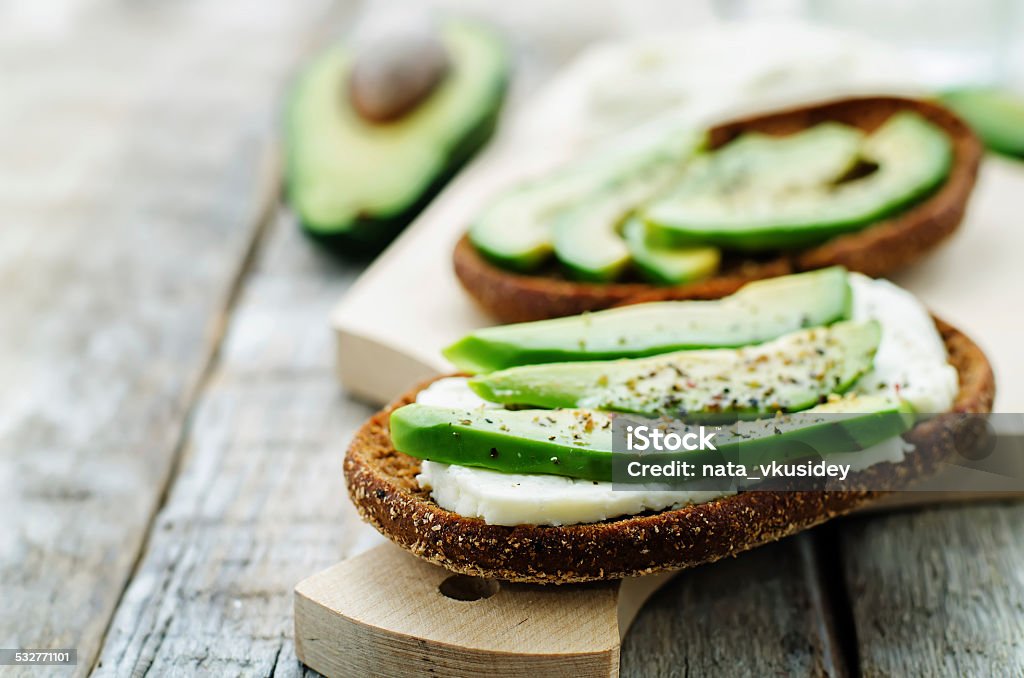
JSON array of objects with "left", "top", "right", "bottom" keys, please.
[
  {"left": 390, "top": 396, "right": 913, "bottom": 483},
  {"left": 939, "top": 88, "right": 1024, "bottom": 159},
  {"left": 290, "top": 99, "right": 504, "bottom": 258},
  {"left": 390, "top": 406, "right": 616, "bottom": 481}
]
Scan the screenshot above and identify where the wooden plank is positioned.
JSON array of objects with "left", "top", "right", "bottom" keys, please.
[
  {"left": 92, "top": 210, "right": 381, "bottom": 676},
  {"left": 841, "top": 504, "right": 1024, "bottom": 675},
  {"left": 621, "top": 534, "right": 846, "bottom": 678},
  {"left": 0, "top": 2, "right": 336, "bottom": 675}
]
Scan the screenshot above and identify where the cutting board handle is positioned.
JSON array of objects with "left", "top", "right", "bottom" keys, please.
[{"left": 295, "top": 543, "right": 678, "bottom": 678}]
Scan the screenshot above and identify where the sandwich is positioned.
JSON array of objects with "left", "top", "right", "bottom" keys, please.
[
  {"left": 453, "top": 96, "right": 982, "bottom": 322},
  {"left": 344, "top": 268, "right": 994, "bottom": 583}
]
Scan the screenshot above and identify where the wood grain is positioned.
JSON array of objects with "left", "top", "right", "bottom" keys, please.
[
  {"left": 621, "top": 534, "right": 845, "bottom": 678},
  {"left": 0, "top": 1, "right": 337, "bottom": 675},
  {"left": 296, "top": 543, "right": 622, "bottom": 678},
  {"left": 841, "top": 503, "right": 1024, "bottom": 676},
  {"left": 90, "top": 209, "right": 380, "bottom": 676}
]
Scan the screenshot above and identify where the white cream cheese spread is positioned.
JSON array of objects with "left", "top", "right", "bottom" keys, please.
[{"left": 848, "top": 272, "right": 959, "bottom": 413}]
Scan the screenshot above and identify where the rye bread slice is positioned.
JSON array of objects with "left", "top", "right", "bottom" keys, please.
[
  {"left": 453, "top": 96, "right": 983, "bottom": 322},
  {"left": 344, "top": 319, "right": 994, "bottom": 584}
]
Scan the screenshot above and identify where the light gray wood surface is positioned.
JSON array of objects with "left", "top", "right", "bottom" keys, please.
[
  {"left": 0, "top": 1, "right": 340, "bottom": 675},
  {"left": 622, "top": 535, "right": 846, "bottom": 678},
  {"left": 93, "top": 211, "right": 379, "bottom": 677},
  {"left": 2, "top": 1, "right": 1023, "bottom": 677},
  {"left": 841, "top": 503, "right": 1024, "bottom": 677}
]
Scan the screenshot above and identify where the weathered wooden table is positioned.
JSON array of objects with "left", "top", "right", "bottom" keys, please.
[{"left": 2, "top": 1, "right": 1022, "bottom": 676}]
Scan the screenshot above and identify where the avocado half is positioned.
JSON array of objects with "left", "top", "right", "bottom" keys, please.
[
  {"left": 286, "top": 20, "right": 508, "bottom": 256},
  {"left": 454, "top": 96, "right": 982, "bottom": 322}
]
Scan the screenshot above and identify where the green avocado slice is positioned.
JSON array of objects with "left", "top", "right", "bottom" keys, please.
[
  {"left": 469, "top": 126, "right": 705, "bottom": 271},
  {"left": 939, "top": 88, "right": 1024, "bottom": 158},
  {"left": 392, "top": 405, "right": 617, "bottom": 480},
  {"left": 443, "top": 267, "right": 851, "bottom": 373},
  {"left": 390, "top": 394, "right": 913, "bottom": 482},
  {"left": 677, "top": 122, "right": 865, "bottom": 196},
  {"left": 468, "top": 321, "right": 880, "bottom": 417},
  {"left": 644, "top": 112, "right": 953, "bottom": 251},
  {"left": 550, "top": 149, "right": 699, "bottom": 282},
  {"left": 550, "top": 167, "right": 676, "bottom": 282},
  {"left": 550, "top": 191, "right": 636, "bottom": 282},
  {"left": 622, "top": 217, "right": 720, "bottom": 285},
  {"left": 285, "top": 20, "right": 508, "bottom": 254}
]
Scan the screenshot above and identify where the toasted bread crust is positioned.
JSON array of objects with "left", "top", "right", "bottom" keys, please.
[
  {"left": 344, "top": 319, "right": 995, "bottom": 583},
  {"left": 453, "top": 96, "right": 983, "bottom": 322}
]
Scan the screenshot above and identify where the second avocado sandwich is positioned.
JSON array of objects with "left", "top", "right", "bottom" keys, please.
[
  {"left": 455, "top": 96, "right": 982, "bottom": 322},
  {"left": 345, "top": 268, "right": 994, "bottom": 583}
]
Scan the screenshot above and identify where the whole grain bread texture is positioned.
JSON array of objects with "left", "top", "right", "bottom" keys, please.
[
  {"left": 454, "top": 96, "right": 983, "bottom": 322},
  {"left": 344, "top": 319, "right": 994, "bottom": 584}
]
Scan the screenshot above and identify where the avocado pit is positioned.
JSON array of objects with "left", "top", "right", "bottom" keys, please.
[{"left": 347, "top": 27, "right": 451, "bottom": 123}]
